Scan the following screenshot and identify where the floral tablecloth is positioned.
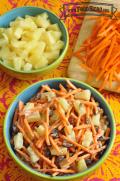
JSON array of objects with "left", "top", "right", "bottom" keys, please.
[{"left": 0, "top": 0, "right": 120, "bottom": 181}]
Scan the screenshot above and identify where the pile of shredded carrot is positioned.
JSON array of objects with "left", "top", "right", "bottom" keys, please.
[
  {"left": 74, "top": 15, "right": 120, "bottom": 91},
  {"left": 11, "top": 80, "right": 110, "bottom": 176}
]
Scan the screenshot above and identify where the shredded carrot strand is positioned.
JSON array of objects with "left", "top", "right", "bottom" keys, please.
[
  {"left": 50, "top": 136, "right": 60, "bottom": 154},
  {"left": 16, "top": 149, "right": 30, "bottom": 162},
  {"left": 23, "top": 119, "right": 34, "bottom": 140}
]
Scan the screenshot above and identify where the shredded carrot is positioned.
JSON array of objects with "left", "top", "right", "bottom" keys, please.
[
  {"left": 89, "top": 118, "right": 98, "bottom": 148},
  {"left": 74, "top": 124, "right": 91, "bottom": 130},
  {"left": 77, "top": 153, "right": 90, "bottom": 161},
  {"left": 50, "top": 121, "right": 61, "bottom": 132},
  {"left": 92, "top": 145, "right": 106, "bottom": 154},
  {"left": 59, "top": 84, "right": 67, "bottom": 93},
  {"left": 58, "top": 124, "right": 64, "bottom": 131},
  {"left": 66, "top": 107, "right": 72, "bottom": 119},
  {"left": 57, "top": 104, "right": 70, "bottom": 134},
  {"left": 16, "top": 123, "right": 31, "bottom": 144},
  {"left": 74, "top": 15, "right": 120, "bottom": 91},
  {"left": 66, "top": 79, "right": 77, "bottom": 90},
  {"left": 52, "top": 89, "right": 66, "bottom": 96},
  {"left": 16, "top": 149, "right": 30, "bottom": 162},
  {"left": 68, "top": 151, "right": 81, "bottom": 164},
  {"left": 50, "top": 136, "right": 60, "bottom": 154},
  {"left": 64, "top": 89, "right": 81, "bottom": 98},
  {"left": 23, "top": 119, "right": 34, "bottom": 140},
  {"left": 76, "top": 130, "right": 82, "bottom": 142},
  {"left": 31, "top": 144, "right": 56, "bottom": 168},
  {"left": 80, "top": 129, "right": 86, "bottom": 143},
  {"left": 41, "top": 85, "right": 53, "bottom": 92},
  {"left": 34, "top": 131, "right": 39, "bottom": 139},
  {"left": 36, "top": 138, "right": 45, "bottom": 149},
  {"left": 51, "top": 156, "right": 55, "bottom": 165},
  {"left": 76, "top": 115, "right": 81, "bottom": 127},
  {"left": 86, "top": 105, "right": 90, "bottom": 119},
  {"left": 71, "top": 112, "right": 78, "bottom": 120},
  {"left": 42, "top": 121, "right": 50, "bottom": 146}
]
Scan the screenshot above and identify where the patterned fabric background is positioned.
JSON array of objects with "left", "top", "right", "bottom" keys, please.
[{"left": 0, "top": 0, "right": 120, "bottom": 181}]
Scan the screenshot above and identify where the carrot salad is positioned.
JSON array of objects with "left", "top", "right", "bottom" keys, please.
[
  {"left": 74, "top": 15, "right": 120, "bottom": 91},
  {"left": 11, "top": 80, "right": 110, "bottom": 176}
]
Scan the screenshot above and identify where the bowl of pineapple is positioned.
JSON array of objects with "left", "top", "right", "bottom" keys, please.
[{"left": 0, "top": 6, "right": 69, "bottom": 79}]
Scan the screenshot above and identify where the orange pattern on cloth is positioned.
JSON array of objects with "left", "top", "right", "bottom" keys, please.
[{"left": 0, "top": 0, "right": 120, "bottom": 180}]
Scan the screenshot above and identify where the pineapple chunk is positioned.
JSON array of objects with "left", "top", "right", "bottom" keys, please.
[
  {"left": 11, "top": 39, "right": 26, "bottom": 48},
  {"left": 49, "top": 30, "right": 62, "bottom": 41},
  {"left": 19, "top": 17, "right": 37, "bottom": 30},
  {"left": 50, "top": 111, "right": 59, "bottom": 124},
  {"left": 29, "top": 51, "right": 48, "bottom": 69},
  {"left": 55, "top": 40, "right": 64, "bottom": 50},
  {"left": 92, "top": 113, "right": 100, "bottom": 126},
  {"left": 29, "top": 41, "right": 46, "bottom": 55},
  {"left": 44, "top": 50, "right": 60, "bottom": 63},
  {"left": 3, "top": 58, "right": 13, "bottom": 67},
  {"left": 27, "top": 146, "right": 39, "bottom": 163},
  {"left": 75, "top": 90, "right": 91, "bottom": 101},
  {"left": 74, "top": 100, "right": 80, "bottom": 114},
  {"left": 41, "top": 92, "right": 56, "bottom": 102},
  {"left": 41, "top": 31, "right": 56, "bottom": 46},
  {"left": 36, "top": 41, "right": 46, "bottom": 53},
  {"left": 32, "top": 28, "right": 45, "bottom": 41},
  {"left": 79, "top": 104, "right": 86, "bottom": 116},
  {"left": 47, "top": 24, "right": 60, "bottom": 31},
  {"left": 34, "top": 56, "right": 48, "bottom": 69},
  {"left": 82, "top": 130, "right": 93, "bottom": 147},
  {"left": 25, "top": 15, "right": 35, "bottom": 22},
  {"left": 35, "top": 15, "right": 50, "bottom": 29},
  {"left": 13, "top": 57, "right": 23, "bottom": 71},
  {"left": 59, "top": 159, "right": 70, "bottom": 169},
  {"left": 4, "top": 28, "right": 13, "bottom": 40},
  {"left": 67, "top": 125, "right": 76, "bottom": 141},
  {"left": 74, "top": 100, "right": 86, "bottom": 116},
  {"left": 46, "top": 40, "right": 64, "bottom": 51},
  {"left": 0, "top": 37, "right": 8, "bottom": 46},
  {"left": 0, "top": 46, "right": 11, "bottom": 60},
  {"left": 35, "top": 125, "right": 45, "bottom": 136},
  {"left": 58, "top": 98, "right": 70, "bottom": 112},
  {"left": 26, "top": 111, "right": 41, "bottom": 123},
  {"left": 14, "top": 28, "right": 23, "bottom": 39},
  {"left": 23, "top": 63, "right": 32, "bottom": 71},
  {"left": 40, "top": 12, "right": 49, "bottom": 19},
  {"left": 50, "top": 147, "right": 67, "bottom": 156},
  {"left": 77, "top": 159, "right": 87, "bottom": 172},
  {"left": 13, "top": 132, "right": 23, "bottom": 149},
  {"left": 24, "top": 102, "right": 34, "bottom": 112}
]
